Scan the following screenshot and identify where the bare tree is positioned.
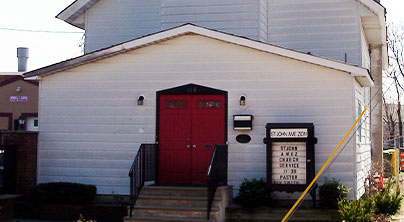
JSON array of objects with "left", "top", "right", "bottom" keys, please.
[
  {"left": 383, "top": 96, "right": 396, "bottom": 147},
  {"left": 383, "top": 23, "right": 404, "bottom": 148}
]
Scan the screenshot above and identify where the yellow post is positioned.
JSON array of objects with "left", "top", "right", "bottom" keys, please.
[
  {"left": 392, "top": 149, "right": 396, "bottom": 176},
  {"left": 281, "top": 105, "right": 368, "bottom": 222}
]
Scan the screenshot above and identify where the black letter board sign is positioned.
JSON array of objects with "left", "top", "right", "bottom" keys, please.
[{"left": 264, "top": 123, "right": 317, "bottom": 193}]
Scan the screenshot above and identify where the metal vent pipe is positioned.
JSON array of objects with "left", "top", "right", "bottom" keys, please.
[{"left": 17, "top": 47, "right": 29, "bottom": 72}]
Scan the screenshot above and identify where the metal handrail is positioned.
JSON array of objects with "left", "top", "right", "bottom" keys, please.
[
  {"left": 128, "top": 143, "right": 156, "bottom": 217},
  {"left": 206, "top": 144, "right": 228, "bottom": 220}
]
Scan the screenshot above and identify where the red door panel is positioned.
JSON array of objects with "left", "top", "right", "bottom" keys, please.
[
  {"left": 191, "top": 95, "right": 225, "bottom": 184},
  {"left": 158, "top": 94, "right": 225, "bottom": 185},
  {"left": 158, "top": 95, "right": 192, "bottom": 184}
]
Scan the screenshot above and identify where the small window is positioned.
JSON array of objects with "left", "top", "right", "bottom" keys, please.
[
  {"left": 198, "top": 100, "right": 220, "bottom": 109},
  {"left": 357, "top": 100, "right": 363, "bottom": 142},
  {"left": 0, "top": 149, "right": 4, "bottom": 169},
  {"left": 26, "top": 117, "right": 39, "bottom": 131},
  {"left": 164, "top": 100, "right": 187, "bottom": 109}
]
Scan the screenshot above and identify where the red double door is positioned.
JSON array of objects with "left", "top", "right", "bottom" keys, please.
[{"left": 158, "top": 94, "right": 225, "bottom": 185}]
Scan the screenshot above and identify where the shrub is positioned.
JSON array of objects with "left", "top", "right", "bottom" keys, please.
[
  {"left": 383, "top": 155, "right": 393, "bottom": 178},
  {"left": 373, "top": 188, "right": 403, "bottom": 217},
  {"left": 319, "top": 179, "right": 349, "bottom": 209},
  {"left": 338, "top": 197, "right": 373, "bottom": 222},
  {"left": 75, "top": 214, "right": 97, "bottom": 222},
  {"left": 30, "top": 182, "right": 96, "bottom": 205},
  {"left": 234, "top": 178, "right": 271, "bottom": 207}
]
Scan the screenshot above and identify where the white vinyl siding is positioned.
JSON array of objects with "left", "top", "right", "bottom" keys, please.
[
  {"left": 82, "top": 0, "right": 366, "bottom": 65},
  {"left": 267, "top": 0, "right": 362, "bottom": 66},
  {"left": 38, "top": 34, "right": 359, "bottom": 197},
  {"left": 354, "top": 81, "right": 371, "bottom": 199},
  {"left": 84, "top": 0, "right": 162, "bottom": 53},
  {"left": 84, "top": 0, "right": 263, "bottom": 53},
  {"left": 162, "top": 0, "right": 260, "bottom": 40}
]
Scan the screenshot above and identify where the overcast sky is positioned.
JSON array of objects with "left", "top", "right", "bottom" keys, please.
[
  {"left": 0, "top": 0, "right": 82, "bottom": 72},
  {"left": 0, "top": 0, "right": 402, "bottom": 72}
]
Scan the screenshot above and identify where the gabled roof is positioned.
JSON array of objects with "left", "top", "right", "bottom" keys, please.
[
  {"left": 56, "top": 0, "right": 99, "bottom": 29},
  {"left": 23, "top": 24, "right": 373, "bottom": 87},
  {"left": 0, "top": 75, "right": 38, "bottom": 88},
  {"left": 0, "top": 72, "right": 23, "bottom": 83}
]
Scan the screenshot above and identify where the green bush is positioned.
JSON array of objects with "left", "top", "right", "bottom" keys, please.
[
  {"left": 373, "top": 188, "right": 403, "bottom": 217},
  {"left": 75, "top": 214, "right": 97, "bottom": 222},
  {"left": 338, "top": 197, "right": 373, "bottom": 222},
  {"left": 30, "top": 182, "right": 97, "bottom": 205},
  {"left": 234, "top": 178, "right": 271, "bottom": 207},
  {"left": 319, "top": 179, "right": 349, "bottom": 209}
]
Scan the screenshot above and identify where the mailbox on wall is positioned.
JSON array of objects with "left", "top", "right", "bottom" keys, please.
[
  {"left": 263, "top": 123, "right": 317, "bottom": 193},
  {"left": 233, "top": 115, "right": 253, "bottom": 130}
]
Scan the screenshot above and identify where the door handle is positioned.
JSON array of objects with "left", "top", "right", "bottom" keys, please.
[{"left": 192, "top": 144, "right": 196, "bottom": 148}]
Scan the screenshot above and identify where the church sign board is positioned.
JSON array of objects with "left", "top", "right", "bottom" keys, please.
[{"left": 264, "top": 123, "right": 317, "bottom": 192}]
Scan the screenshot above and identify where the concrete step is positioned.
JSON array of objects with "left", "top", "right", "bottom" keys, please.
[
  {"left": 132, "top": 205, "right": 219, "bottom": 219},
  {"left": 124, "top": 215, "right": 216, "bottom": 222},
  {"left": 124, "top": 186, "right": 233, "bottom": 222},
  {"left": 136, "top": 194, "right": 222, "bottom": 208},
  {"left": 140, "top": 186, "right": 209, "bottom": 197}
]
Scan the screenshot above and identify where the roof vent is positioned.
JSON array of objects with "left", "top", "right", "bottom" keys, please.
[{"left": 17, "top": 47, "right": 29, "bottom": 72}]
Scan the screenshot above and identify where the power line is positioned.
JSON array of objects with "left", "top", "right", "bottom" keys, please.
[
  {"left": 286, "top": 78, "right": 396, "bottom": 220},
  {"left": 0, "top": 27, "right": 84, "bottom": 34}
]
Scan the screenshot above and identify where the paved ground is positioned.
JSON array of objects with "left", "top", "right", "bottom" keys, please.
[{"left": 12, "top": 220, "right": 70, "bottom": 222}]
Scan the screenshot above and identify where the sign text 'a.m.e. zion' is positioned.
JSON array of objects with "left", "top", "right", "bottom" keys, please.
[{"left": 270, "top": 128, "right": 308, "bottom": 138}]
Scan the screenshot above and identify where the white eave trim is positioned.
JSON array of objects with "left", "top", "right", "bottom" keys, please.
[
  {"left": 354, "top": 74, "right": 374, "bottom": 87},
  {"left": 56, "top": 0, "right": 96, "bottom": 29},
  {"left": 359, "top": 0, "right": 385, "bottom": 15},
  {"left": 24, "top": 76, "right": 41, "bottom": 81},
  {"left": 358, "top": 0, "right": 388, "bottom": 70},
  {"left": 24, "top": 24, "right": 373, "bottom": 87}
]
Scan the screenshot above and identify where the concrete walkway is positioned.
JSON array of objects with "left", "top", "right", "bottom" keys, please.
[{"left": 13, "top": 220, "right": 70, "bottom": 222}]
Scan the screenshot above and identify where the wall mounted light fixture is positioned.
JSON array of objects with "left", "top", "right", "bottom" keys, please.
[
  {"left": 240, "top": 95, "right": 246, "bottom": 106},
  {"left": 137, "top": 95, "right": 145, "bottom": 106},
  {"left": 18, "top": 114, "right": 25, "bottom": 130},
  {"left": 16, "top": 86, "right": 21, "bottom": 92}
]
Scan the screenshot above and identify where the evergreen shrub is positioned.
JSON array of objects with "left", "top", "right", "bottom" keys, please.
[
  {"left": 338, "top": 197, "right": 373, "bottom": 222},
  {"left": 29, "top": 182, "right": 96, "bottom": 205},
  {"left": 319, "top": 179, "right": 349, "bottom": 209},
  {"left": 373, "top": 188, "right": 403, "bottom": 217},
  {"left": 234, "top": 178, "right": 271, "bottom": 207}
]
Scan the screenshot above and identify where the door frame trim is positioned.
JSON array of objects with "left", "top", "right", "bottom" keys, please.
[
  {"left": 155, "top": 83, "right": 228, "bottom": 184},
  {"left": 0, "top": 113, "right": 13, "bottom": 131}
]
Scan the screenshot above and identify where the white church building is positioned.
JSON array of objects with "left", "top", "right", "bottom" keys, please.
[{"left": 25, "top": 0, "right": 387, "bottom": 211}]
